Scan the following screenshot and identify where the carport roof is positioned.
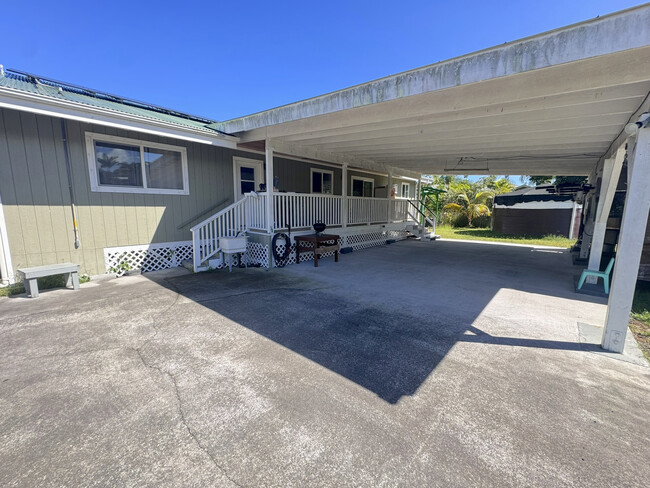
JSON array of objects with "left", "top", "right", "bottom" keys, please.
[{"left": 214, "top": 4, "right": 650, "bottom": 177}]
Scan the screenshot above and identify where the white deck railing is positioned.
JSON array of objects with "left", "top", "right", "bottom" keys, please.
[
  {"left": 274, "top": 193, "right": 342, "bottom": 229},
  {"left": 245, "top": 193, "right": 267, "bottom": 231},
  {"left": 348, "top": 196, "right": 389, "bottom": 224},
  {"left": 392, "top": 199, "right": 411, "bottom": 222},
  {"left": 191, "top": 193, "right": 421, "bottom": 269},
  {"left": 190, "top": 193, "right": 268, "bottom": 270}
]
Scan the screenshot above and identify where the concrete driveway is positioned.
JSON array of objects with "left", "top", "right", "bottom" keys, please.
[{"left": 1, "top": 239, "right": 649, "bottom": 487}]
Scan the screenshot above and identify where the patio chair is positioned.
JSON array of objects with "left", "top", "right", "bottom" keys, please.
[{"left": 577, "top": 257, "right": 615, "bottom": 294}]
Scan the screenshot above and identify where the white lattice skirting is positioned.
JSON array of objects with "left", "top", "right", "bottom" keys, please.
[
  {"left": 104, "top": 231, "right": 409, "bottom": 275},
  {"left": 246, "top": 242, "right": 269, "bottom": 267},
  {"left": 104, "top": 241, "right": 194, "bottom": 276},
  {"left": 271, "top": 230, "right": 411, "bottom": 267},
  {"left": 104, "top": 240, "right": 270, "bottom": 275}
]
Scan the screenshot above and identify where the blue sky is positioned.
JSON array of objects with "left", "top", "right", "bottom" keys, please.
[{"left": 1, "top": 0, "right": 642, "bottom": 123}]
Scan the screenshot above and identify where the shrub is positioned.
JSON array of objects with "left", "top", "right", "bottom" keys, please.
[
  {"left": 472, "top": 215, "right": 491, "bottom": 228},
  {"left": 451, "top": 214, "right": 469, "bottom": 227}
]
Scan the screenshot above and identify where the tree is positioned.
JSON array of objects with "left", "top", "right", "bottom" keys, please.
[
  {"left": 476, "top": 175, "right": 516, "bottom": 196},
  {"left": 443, "top": 190, "right": 493, "bottom": 227},
  {"left": 520, "top": 175, "right": 587, "bottom": 186}
]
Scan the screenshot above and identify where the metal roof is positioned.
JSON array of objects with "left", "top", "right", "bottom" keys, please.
[{"left": 0, "top": 68, "right": 227, "bottom": 135}]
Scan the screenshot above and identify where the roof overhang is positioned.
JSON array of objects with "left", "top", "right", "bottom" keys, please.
[
  {"left": 216, "top": 4, "right": 650, "bottom": 176},
  {"left": 0, "top": 86, "right": 239, "bottom": 148}
]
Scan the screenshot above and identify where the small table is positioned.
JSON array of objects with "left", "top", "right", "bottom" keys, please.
[{"left": 295, "top": 234, "right": 340, "bottom": 267}]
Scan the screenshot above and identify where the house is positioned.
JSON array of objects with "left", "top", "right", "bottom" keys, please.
[
  {"left": 0, "top": 5, "right": 649, "bottom": 354},
  {"left": 0, "top": 69, "right": 426, "bottom": 281},
  {"left": 492, "top": 186, "right": 583, "bottom": 239}
]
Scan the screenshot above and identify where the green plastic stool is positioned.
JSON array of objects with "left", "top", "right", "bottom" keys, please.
[{"left": 577, "top": 257, "right": 615, "bottom": 294}]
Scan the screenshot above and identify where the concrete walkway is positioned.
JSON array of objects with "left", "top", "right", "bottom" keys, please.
[{"left": 1, "top": 240, "right": 648, "bottom": 487}]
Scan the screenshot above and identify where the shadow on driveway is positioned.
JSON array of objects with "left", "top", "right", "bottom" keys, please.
[{"left": 151, "top": 240, "right": 605, "bottom": 404}]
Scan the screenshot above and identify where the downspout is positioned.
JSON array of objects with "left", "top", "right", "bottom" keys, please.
[
  {"left": 0, "top": 190, "right": 15, "bottom": 285},
  {"left": 61, "top": 119, "right": 80, "bottom": 249}
]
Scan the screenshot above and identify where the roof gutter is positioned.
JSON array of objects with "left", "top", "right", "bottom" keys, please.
[{"left": 0, "top": 86, "right": 240, "bottom": 148}]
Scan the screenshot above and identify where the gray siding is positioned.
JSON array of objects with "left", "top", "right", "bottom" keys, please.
[
  {"left": 0, "top": 106, "right": 417, "bottom": 278},
  {"left": 348, "top": 171, "right": 387, "bottom": 197},
  {"left": 0, "top": 107, "right": 254, "bottom": 276},
  {"left": 393, "top": 178, "right": 416, "bottom": 199},
  {"left": 274, "top": 157, "right": 342, "bottom": 195}
]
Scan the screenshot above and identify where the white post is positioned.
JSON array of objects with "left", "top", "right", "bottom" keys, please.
[
  {"left": 602, "top": 127, "right": 650, "bottom": 352},
  {"left": 265, "top": 141, "right": 275, "bottom": 269},
  {"left": 579, "top": 197, "right": 595, "bottom": 259},
  {"left": 342, "top": 163, "right": 348, "bottom": 229},
  {"left": 416, "top": 178, "right": 423, "bottom": 229},
  {"left": 387, "top": 172, "right": 393, "bottom": 223},
  {"left": 579, "top": 168, "right": 599, "bottom": 260},
  {"left": 192, "top": 230, "right": 201, "bottom": 272},
  {"left": 568, "top": 200, "right": 577, "bottom": 240},
  {"left": 587, "top": 145, "right": 625, "bottom": 281},
  {"left": 265, "top": 140, "right": 274, "bottom": 236}
]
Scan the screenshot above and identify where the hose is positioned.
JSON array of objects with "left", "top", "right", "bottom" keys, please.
[{"left": 272, "top": 233, "right": 293, "bottom": 268}]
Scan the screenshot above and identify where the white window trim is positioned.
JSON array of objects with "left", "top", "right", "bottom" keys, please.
[
  {"left": 310, "top": 168, "right": 335, "bottom": 194},
  {"left": 233, "top": 156, "right": 264, "bottom": 200},
  {"left": 85, "top": 132, "right": 189, "bottom": 195},
  {"left": 401, "top": 182, "right": 410, "bottom": 199},
  {"left": 351, "top": 176, "right": 374, "bottom": 197}
]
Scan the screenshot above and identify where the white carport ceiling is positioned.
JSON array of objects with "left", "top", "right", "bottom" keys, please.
[{"left": 215, "top": 5, "right": 650, "bottom": 176}]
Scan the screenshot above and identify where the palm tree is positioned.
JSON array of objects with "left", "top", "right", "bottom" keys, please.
[{"left": 443, "top": 190, "right": 493, "bottom": 227}]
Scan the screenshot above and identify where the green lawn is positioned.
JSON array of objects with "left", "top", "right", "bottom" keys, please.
[{"left": 435, "top": 225, "right": 576, "bottom": 248}]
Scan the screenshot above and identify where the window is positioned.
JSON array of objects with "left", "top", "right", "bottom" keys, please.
[
  {"left": 86, "top": 132, "right": 189, "bottom": 195},
  {"left": 401, "top": 182, "right": 410, "bottom": 198},
  {"left": 352, "top": 177, "right": 374, "bottom": 197},
  {"left": 311, "top": 169, "right": 334, "bottom": 194}
]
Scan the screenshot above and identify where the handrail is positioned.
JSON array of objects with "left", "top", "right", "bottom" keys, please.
[
  {"left": 191, "top": 197, "right": 249, "bottom": 270},
  {"left": 178, "top": 197, "right": 229, "bottom": 230},
  {"left": 407, "top": 199, "right": 436, "bottom": 232}
]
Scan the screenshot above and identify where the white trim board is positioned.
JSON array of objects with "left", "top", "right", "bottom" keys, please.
[
  {"left": 351, "top": 176, "right": 375, "bottom": 197},
  {"left": 85, "top": 132, "right": 190, "bottom": 195},
  {"left": 233, "top": 156, "right": 264, "bottom": 199},
  {"left": 400, "top": 182, "right": 410, "bottom": 198},
  {"left": 310, "top": 168, "right": 335, "bottom": 194}
]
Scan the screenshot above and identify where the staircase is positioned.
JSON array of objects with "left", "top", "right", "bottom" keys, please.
[
  {"left": 190, "top": 193, "right": 267, "bottom": 271},
  {"left": 407, "top": 200, "right": 438, "bottom": 240}
]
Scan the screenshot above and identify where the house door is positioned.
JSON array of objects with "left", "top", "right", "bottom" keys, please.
[{"left": 233, "top": 158, "right": 263, "bottom": 200}]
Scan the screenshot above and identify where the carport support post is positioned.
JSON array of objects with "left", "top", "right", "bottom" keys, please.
[
  {"left": 342, "top": 163, "right": 348, "bottom": 229},
  {"left": 586, "top": 145, "right": 625, "bottom": 282},
  {"left": 265, "top": 140, "right": 275, "bottom": 267},
  {"left": 602, "top": 127, "right": 650, "bottom": 352},
  {"left": 387, "top": 172, "right": 393, "bottom": 221},
  {"left": 579, "top": 170, "right": 598, "bottom": 260}
]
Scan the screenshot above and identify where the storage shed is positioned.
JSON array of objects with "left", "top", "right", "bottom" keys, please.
[{"left": 492, "top": 186, "right": 582, "bottom": 238}]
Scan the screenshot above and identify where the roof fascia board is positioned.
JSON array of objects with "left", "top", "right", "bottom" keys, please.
[
  {"left": 217, "top": 4, "right": 650, "bottom": 133},
  {"left": 0, "top": 87, "right": 239, "bottom": 148}
]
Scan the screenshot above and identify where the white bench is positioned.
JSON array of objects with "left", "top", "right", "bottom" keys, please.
[{"left": 17, "top": 263, "right": 80, "bottom": 298}]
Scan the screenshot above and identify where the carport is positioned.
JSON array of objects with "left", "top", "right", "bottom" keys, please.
[{"left": 214, "top": 5, "right": 650, "bottom": 353}]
